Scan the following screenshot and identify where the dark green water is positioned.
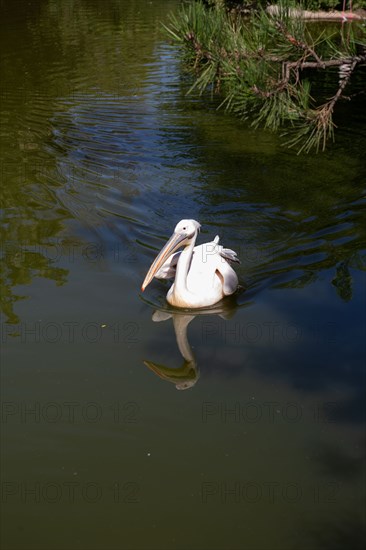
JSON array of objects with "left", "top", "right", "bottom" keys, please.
[{"left": 1, "top": 1, "right": 365, "bottom": 549}]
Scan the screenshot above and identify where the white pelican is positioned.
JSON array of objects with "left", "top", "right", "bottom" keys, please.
[{"left": 141, "top": 219, "right": 240, "bottom": 308}]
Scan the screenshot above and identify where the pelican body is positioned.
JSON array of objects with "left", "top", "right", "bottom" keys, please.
[{"left": 141, "top": 219, "right": 239, "bottom": 309}]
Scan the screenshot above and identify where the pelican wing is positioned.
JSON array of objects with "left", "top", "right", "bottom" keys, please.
[
  {"left": 216, "top": 260, "right": 239, "bottom": 295},
  {"left": 154, "top": 251, "right": 181, "bottom": 279},
  {"left": 216, "top": 240, "right": 239, "bottom": 294},
  {"left": 212, "top": 239, "right": 239, "bottom": 295},
  {"left": 220, "top": 247, "right": 240, "bottom": 264},
  {"left": 185, "top": 239, "right": 239, "bottom": 298}
]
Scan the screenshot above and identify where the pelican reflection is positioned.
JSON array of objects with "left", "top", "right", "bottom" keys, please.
[{"left": 143, "top": 299, "right": 238, "bottom": 390}]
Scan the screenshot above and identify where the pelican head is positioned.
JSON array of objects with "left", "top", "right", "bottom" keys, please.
[
  {"left": 141, "top": 219, "right": 200, "bottom": 291},
  {"left": 174, "top": 219, "right": 201, "bottom": 237}
]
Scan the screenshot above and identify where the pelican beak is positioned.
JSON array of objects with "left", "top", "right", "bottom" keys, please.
[{"left": 141, "top": 231, "right": 188, "bottom": 291}]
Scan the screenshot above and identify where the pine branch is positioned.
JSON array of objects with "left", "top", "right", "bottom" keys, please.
[
  {"left": 284, "top": 53, "right": 366, "bottom": 81},
  {"left": 275, "top": 20, "right": 324, "bottom": 65},
  {"left": 164, "top": 1, "right": 366, "bottom": 152}
]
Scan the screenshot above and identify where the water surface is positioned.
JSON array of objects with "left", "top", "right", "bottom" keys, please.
[{"left": 1, "top": 1, "right": 365, "bottom": 549}]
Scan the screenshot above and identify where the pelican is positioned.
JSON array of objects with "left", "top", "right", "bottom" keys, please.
[{"left": 141, "top": 219, "right": 240, "bottom": 308}]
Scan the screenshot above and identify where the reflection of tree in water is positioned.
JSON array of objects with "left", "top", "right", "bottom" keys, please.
[
  {"left": 267, "top": 251, "right": 363, "bottom": 301},
  {"left": 1, "top": 0, "right": 174, "bottom": 101},
  {"left": 1, "top": 248, "right": 68, "bottom": 326},
  {"left": 1, "top": 0, "right": 174, "bottom": 324},
  {"left": 203, "top": 155, "right": 365, "bottom": 300},
  {"left": 1, "top": 190, "right": 69, "bottom": 324},
  {"left": 331, "top": 261, "right": 353, "bottom": 302}
]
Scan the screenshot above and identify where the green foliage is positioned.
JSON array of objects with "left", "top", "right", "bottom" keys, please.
[
  {"left": 304, "top": 0, "right": 340, "bottom": 8},
  {"left": 303, "top": 0, "right": 366, "bottom": 9},
  {"left": 164, "top": 0, "right": 366, "bottom": 152},
  {"left": 207, "top": 0, "right": 366, "bottom": 9}
]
